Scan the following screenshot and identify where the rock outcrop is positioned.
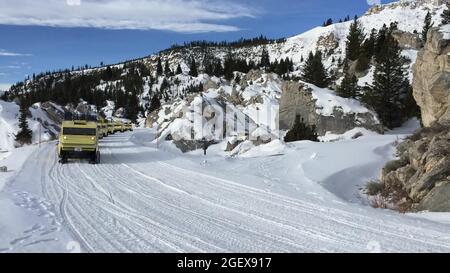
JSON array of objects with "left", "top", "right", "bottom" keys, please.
[
  {"left": 412, "top": 27, "right": 450, "bottom": 127},
  {"left": 380, "top": 26, "right": 450, "bottom": 212},
  {"left": 381, "top": 123, "right": 450, "bottom": 211},
  {"left": 392, "top": 30, "right": 423, "bottom": 50},
  {"left": 279, "top": 81, "right": 383, "bottom": 135}
]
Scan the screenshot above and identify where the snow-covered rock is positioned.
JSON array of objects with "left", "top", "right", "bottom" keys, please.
[{"left": 279, "top": 81, "right": 382, "bottom": 135}]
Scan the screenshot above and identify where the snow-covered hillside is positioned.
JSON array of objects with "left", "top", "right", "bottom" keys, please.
[
  {"left": 144, "top": 0, "right": 445, "bottom": 76},
  {"left": 0, "top": 101, "right": 56, "bottom": 157},
  {"left": 6, "top": 0, "right": 445, "bottom": 133},
  {"left": 147, "top": 70, "right": 382, "bottom": 155},
  {"left": 2, "top": 0, "right": 450, "bottom": 253}
]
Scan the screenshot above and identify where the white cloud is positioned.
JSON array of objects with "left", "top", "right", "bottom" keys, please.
[
  {"left": 0, "top": 49, "right": 31, "bottom": 57},
  {"left": 0, "top": 0, "right": 257, "bottom": 33}
]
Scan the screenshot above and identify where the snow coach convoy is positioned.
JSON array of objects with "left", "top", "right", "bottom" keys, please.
[{"left": 57, "top": 113, "right": 133, "bottom": 164}]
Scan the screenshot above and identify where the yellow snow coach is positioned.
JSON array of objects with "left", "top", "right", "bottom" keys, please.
[
  {"left": 113, "top": 119, "right": 124, "bottom": 133},
  {"left": 57, "top": 115, "right": 100, "bottom": 164},
  {"left": 124, "top": 120, "right": 133, "bottom": 131},
  {"left": 106, "top": 118, "right": 115, "bottom": 135},
  {"left": 97, "top": 118, "right": 108, "bottom": 139}
]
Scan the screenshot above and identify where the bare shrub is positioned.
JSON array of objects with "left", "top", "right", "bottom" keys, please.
[{"left": 365, "top": 180, "right": 383, "bottom": 196}]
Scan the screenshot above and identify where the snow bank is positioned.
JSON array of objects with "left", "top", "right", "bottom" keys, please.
[
  {"left": 319, "top": 128, "right": 379, "bottom": 142},
  {"left": 237, "top": 139, "right": 286, "bottom": 158}
]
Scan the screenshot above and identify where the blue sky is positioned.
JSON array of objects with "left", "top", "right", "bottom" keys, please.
[{"left": 0, "top": 0, "right": 395, "bottom": 90}]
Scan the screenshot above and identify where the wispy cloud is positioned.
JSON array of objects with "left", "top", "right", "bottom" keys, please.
[
  {"left": 0, "top": 49, "right": 32, "bottom": 57},
  {"left": 0, "top": 0, "right": 257, "bottom": 33}
]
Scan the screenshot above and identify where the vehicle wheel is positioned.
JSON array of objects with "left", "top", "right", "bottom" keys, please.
[
  {"left": 96, "top": 151, "right": 101, "bottom": 164},
  {"left": 90, "top": 151, "right": 100, "bottom": 164},
  {"left": 59, "top": 153, "right": 68, "bottom": 164}
]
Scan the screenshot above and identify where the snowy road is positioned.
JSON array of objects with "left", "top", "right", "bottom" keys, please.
[{"left": 3, "top": 129, "right": 450, "bottom": 252}]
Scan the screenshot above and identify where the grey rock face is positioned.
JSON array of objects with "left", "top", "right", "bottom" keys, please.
[
  {"left": 381, "top": 124, "right": 450, "bottom": 211},
  {"left": 392, "top": 30, "right": 423, "bottom": 50},
  {"left": 413, "top": 27, "right": 450, "bottom": 127},
  {"left": 279, "top": 81, "right": 383, "bottom": 135}
]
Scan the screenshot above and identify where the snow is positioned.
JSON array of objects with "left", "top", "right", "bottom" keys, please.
[
  {"left": 0, "top": 101, "right": 57, "bottom": 155},
  {"left": 358, "top": 66, "right": 375, "bottom": 86},
  {"left": 319, "top": 127, "right": 379, "bottom": 142},
  {"left": 0, "top": 145, "right": 74, "bottom": 252},
  {"left": 402, "top": 49, "right": 419, "bottom": 82},
  {"left": 1, "top": 120, "right": 450, "bottom": 252},
  {"left": 440, "top": 24, "right": 450, "bottom": 40},
  {"left": 307, "top": 82, "right": 377, "bottom": 117},
  {"left": 238, "top": 139, "right": 286, "bottom": 158},
  {"left": 2, "top": 0, "right": 450, "bottom": 253},
  {"left": 0, "top": 101, "right": 19, "bottom": 154},
  {"left": 408, "top": 212, "right": 450, "bottom": 225}
]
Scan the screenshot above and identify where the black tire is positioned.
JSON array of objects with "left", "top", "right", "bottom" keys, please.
[
  {"left": 96, "top": 151, "right": 101, "bottom": 164},
  {"left": 59, "top": 153, "right": 68, "bottom": 164},
  {"left": 90, "top": 151, "right": 100, "bottom": 164}
]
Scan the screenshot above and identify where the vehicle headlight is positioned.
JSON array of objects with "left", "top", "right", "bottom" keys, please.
[
  {"left": 63, "top": 136, "right": 67, "bottom": 140},
  {"left": 91, "top": 137, "right": 95, "bottom": 140}
]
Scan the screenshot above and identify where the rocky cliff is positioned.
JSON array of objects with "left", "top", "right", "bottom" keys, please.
[
  {"left": 413, "top": 26, "right": 450, "bottom": 126},
  {"left": 380, "top": 26, "right": 450, "bottom": 212}
]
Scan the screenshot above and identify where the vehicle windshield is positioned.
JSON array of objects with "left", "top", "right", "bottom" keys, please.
[{"left": 63, "top": 127, "right": 97, "bottom": 136}]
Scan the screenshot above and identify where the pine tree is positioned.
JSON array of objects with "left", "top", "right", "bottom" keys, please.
[
  {"left": 126, "top": 91, "right": 139, "bottom": 122},
  {"left": 189, "top": 57, "right": 198, "bottom": 77},
  {"left": 422, "top": 11, "right": 433, "bottom": 43},
  {"left": 284, "top": 116, "right": 319, "bottom": 142},
  {"left": 149, "top": 93, "right": 161, "bottom": 113},
  {"left": 442, "top": 2, "right": 450, "bottom": 25},
  {"left": 164, "top": 60, "right": 172, "bottom": 76},
  {"left": 361, "top": 28, "right": 377, "bottom": 59},
  {"left": 363, "top": 31, "right": 410, "bottom": 129},
  {"left": 402, "top": 84, "right": 421, "bottom": 120},
  {"left": 224, "top": 51, "right": 235, "bottom": 81},
  {"left": 260, "top": 47, "right": 271, "bottom": 69},
  {"left": 156, "top": 58, "right": 163, "bottom": 76},
  {"left": 15, "top": 99, "right": 33, "bottom": 146},
  {"left": 337, "top": 59, "right": 359, "bottom": 99},
  {"left": 176, "top": 64, "right": 183, "bottom": 75},
  {"left": 374, "top": 24, "right": 389, "bottom": 60},
  {"left": 302, "top": 51, "right": 329, "bottom": 88},
  {"left": 213, "top": 59, "right": 224, "bottom": 77},
  {"left": 322, "top": 18, "right": 333, "bottom": 27},
  {"left": 313, "top": 51, "right": 329, "bottom": 89},
  {"left": 346, "top": 18, "right": 365, "bottom": 61},
  {"left": 302, "top": 52, "right": 316, "bottom": 83},
  {"left": 0, "top": 91, "right": 7, "bottom": 101}
]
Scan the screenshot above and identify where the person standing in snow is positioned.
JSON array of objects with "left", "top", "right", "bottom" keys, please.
[{"left": 201, "top": 137, "right": 208, "bottom": 156}]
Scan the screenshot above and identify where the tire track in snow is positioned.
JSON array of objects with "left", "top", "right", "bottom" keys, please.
[
  {"left": 154, "top": 161, "right": 450, "bottom": 251},
  {"left": 28, "top": 131, "right": 450, "bottom": 252}
]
